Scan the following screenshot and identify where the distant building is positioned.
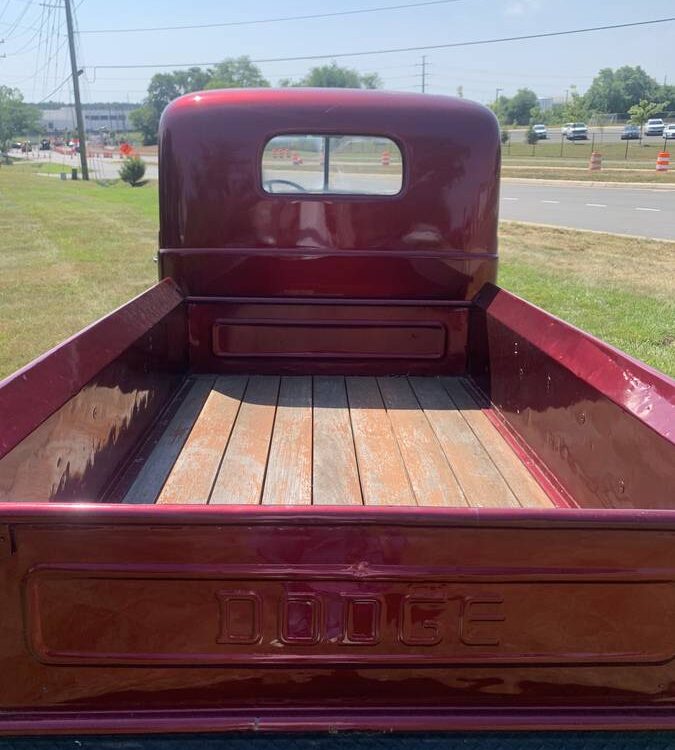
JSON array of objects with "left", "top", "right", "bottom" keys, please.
[
  {"left": 39, "top": 104, "right": 137, "bottom": 134},
  {"left": 537, "top": 96, "right": 567, "bottom": 112}
]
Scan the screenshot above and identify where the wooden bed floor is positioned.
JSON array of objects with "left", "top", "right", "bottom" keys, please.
[{"left": 123, "top": 375, "right": 553, "bottom": 508}]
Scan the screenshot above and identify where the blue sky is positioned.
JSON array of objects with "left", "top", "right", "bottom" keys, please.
[{"left": 1, "top": 0, "right": 673, "bottom": 104}]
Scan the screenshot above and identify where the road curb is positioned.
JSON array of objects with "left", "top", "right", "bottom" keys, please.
[
  {"left": 502, "top": 177, "right": 675, "bottom": 191},
  {"left": 500, "top": 219, "right": 675, "bottom": 244}
]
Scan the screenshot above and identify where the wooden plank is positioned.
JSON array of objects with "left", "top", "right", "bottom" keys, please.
[
  {"left": 345, "top": 377, "right": 415, "bottom": 506},
  {"left": 123, "top": 376, "right": 215, "bottom": 505},
  {"left": 411, "top": 377, "right": 519, "bottom": 509},
  {"left": 157, "top": 375, "right": 248, "bottom": 505},
  {"left": 440, "top": 377, "right": 553, "bottom": 508},
  {"left": 262, "top": 377, "right": 313, "bottom": 505},
  {"left": 312, "top": 376, "right": 362, "bottom": 506},
  {"left": 210, "top": 375, "right": 279, "bottom": 505},
  {"left": 378, "top": 377, "right": 466, "bottom": 507}
]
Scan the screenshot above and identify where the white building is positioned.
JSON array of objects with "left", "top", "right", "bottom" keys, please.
[{"left": 40, "top": 105, "right": 136, "bottom": 133}]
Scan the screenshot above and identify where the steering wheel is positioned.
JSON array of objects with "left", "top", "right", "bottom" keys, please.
[{"left": 263, "top": 178, "right": 307, "bottom": 193}]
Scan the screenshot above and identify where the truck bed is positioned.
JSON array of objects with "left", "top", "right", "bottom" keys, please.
[{"left": 121, "top": 375, "right": 554, "bottom": 508}]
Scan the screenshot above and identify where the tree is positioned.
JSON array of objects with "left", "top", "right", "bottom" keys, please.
[
  {"left": 119, "top": 156, "right": 146, "bottom": 187},
  {"left": 585, "top": 66, "right": 659, "bottom": 114},
  {"left": 205, "top": 56, "right": 269, "bottom": 89},
  {"left": 131, "top": 66, "right": 211, "bottom": 145},
  {"left": 283, "top": 61, "right": 381, "bottom": 89},
  {"left": 131, "top": 58, "right": 269, "bottom": 145},
  {"left": 562, "top": 86, "right": 590, "bottom": 123},
  {"left": 0, "top": 87, "right": 40, "bottom": 152},
  {"left": 525, "top": 125, "right": 539, "bottom": 152},
  {"left": 506, "top": 89, "right": 538, "bottom": 125},
  {"left": 628, "top": 99, "right": 668, "bottom": 138}
]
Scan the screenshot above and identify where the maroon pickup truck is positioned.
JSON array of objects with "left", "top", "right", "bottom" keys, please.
[{"left": 0, "top": 88, "right": 674, "bottom": 738}]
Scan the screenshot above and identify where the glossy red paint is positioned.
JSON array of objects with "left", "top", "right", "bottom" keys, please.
[
  {"left": 187, "top": 298, "right": 468, "bottom": 375},
  {"left": 469, "top": 284, "right": 675, "bottom": 510},
  {"left": 0, "top": 281, "right": 187, "bottom": 501},
  {"left": 158, "top": 89, "right": 500, "bottom": 301},
  {"left": 0, "top": 88, "right": 674, "bottom": 735},
  {"left": 3, "top": 505, "right": 675, "bottom": 733},
  {"left": 0, "top": 279, "right": 185, "bottom": 460}
]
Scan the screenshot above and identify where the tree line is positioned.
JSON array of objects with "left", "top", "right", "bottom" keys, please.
[
  {"left": 492, "top": 65, "right": 674, "bottom": 126},
  {"left": 129, "top": 58, "right": 381, "bottom": 145}
]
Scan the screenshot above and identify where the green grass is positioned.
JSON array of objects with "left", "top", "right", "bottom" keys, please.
[
  {"left": 0, "top": 162, "right": 673, "bottom": 378},
  {"left": 501, "top": 140, "right": 675, "bottom": 182},
  {"left": 502, "top": 166, "right": 675, "bottom": 183},
  {"left": 499, "top": 223, "right": 675, "bottom": 375},
  {"left": 503, "top": 140, "right": 670, "bottom": 161},
  {"left": 0, "top": 162, "right": 157, "bottom": 378}
]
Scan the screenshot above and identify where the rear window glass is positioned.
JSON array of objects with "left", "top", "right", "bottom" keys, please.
[{"left": 262, "top": 135, "right": 403, "bottom": 195}]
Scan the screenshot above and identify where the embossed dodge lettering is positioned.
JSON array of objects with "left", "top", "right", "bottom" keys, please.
[{"left": 216, "top": 590, "right": 504, "bottom": 648}]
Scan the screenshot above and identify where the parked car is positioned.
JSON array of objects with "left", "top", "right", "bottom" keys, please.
[
  {"left": 663, "top": 123, "right": 675, "bottom": 140},
  {"left": 566, "top": 122, "right": 588, "bottom": 140},
  {"left": 39, "top": 139, "right": 51, "bottom": 151},
  {"left": 620, "top": 124, "right": 641, "bottom": 140},
  {"left": 10, "top": 142, "right": 22, "bottom": 150},
  {"left": 645, "top": 118, "right": 665, "bottom": 136},
  {"left": 19, "top": 142, "right": 32, "bottom": 152},
  {"left": 532, "top": 124, "right": 548, "bottom": 139}
]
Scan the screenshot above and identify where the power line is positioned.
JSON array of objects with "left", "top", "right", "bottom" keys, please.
[
  {"left": 88, "top": 16, "right": 675, "bottom": 70},
  {"left": 36, "top": 71, "right": 69, "bottom": 102},
  {"left": 79, "top": 0, "right": 465, "bottom": 34}
]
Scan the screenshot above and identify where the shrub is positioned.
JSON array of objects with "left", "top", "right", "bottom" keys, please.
[
  {"left": 500, "top": 129, "right": 510, "bottom": 145},
  {"left": 525, "top": 126, "right": 539, "bottom": 146},
  {"left": 119, "top": 156, "right": 146, "bottom": 187}
]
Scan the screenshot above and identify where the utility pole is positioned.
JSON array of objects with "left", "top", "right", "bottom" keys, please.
[
  {"left": 416, "top": 55, "right": 428, "bottom": 94},
  {"left": 63, "top": 0, "right": 89, "bottom": 179},
  {"left": 495, "top": 88, "right": 503, "bottom": 104}
]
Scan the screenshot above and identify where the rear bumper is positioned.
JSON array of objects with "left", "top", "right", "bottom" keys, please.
[
  {"left": 5, "top": 731, "right": 675, "bottom": 749},
  {"left": 6, "top": 708, "right": 675, "bottom": 736}
]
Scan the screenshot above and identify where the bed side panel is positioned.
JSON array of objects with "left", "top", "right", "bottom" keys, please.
[
  {"left": 469, "top": 285, "right": 675, "bottom": 510},
  {"left": 0, "top": 282, "right": 187, "bottom": 502}
]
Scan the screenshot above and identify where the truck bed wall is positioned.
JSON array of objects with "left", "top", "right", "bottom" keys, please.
[
  {"left": 185, "top": 297, "right": 469, "bottom": 376},
  {"left": 0, "top": 281, "right": 188, "bottom": 502},
  {"left": 469, "top": 284, "right": 675, "bottom": 511}
]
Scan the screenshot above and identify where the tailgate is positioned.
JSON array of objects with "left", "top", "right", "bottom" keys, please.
[{"left": 2, "top": 505, "right": 675, "bottom": 734}]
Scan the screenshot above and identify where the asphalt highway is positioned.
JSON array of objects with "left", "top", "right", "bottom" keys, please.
[{"left": 500, "top": 181, "right": 675, "bottom": 240}]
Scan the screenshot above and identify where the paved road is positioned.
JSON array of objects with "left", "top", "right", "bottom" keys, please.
[
  {"left": 501, "top": 181, "right": 675, "bottom": 240},
  {"left": 13, "top": 150, "right": 158, "bottom": 180}
]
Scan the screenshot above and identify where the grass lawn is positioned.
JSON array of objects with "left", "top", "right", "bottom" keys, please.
[
  {"left": 503, "top": 140, "right": 670, "bottom": 162},
  {"left": 502, "top": 140, "right": 675, "bottom": 183},
  {"left": 0, "top": 162, "right": 157, "bottom": 378},
  {"left": 0, "top": 162, "right": 673, "bottom": 378},
  {"left": 502, "top": 166, "right": 675, "bottom": 184},
  {"left": 500, "top": 222, "right": 675, "bottom": 375}
]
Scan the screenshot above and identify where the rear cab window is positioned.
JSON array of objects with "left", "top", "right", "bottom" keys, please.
[{"left": 262, "top": 135, "right": 403, "bottom": 195}]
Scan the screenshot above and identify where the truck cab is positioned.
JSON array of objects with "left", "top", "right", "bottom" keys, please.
[{"left": 0, "top": 89, "right": 673, "bottom": 737}]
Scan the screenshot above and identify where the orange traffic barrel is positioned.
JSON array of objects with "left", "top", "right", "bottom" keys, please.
[
  {"left": 381, "top": 150, "right": 391, "bottom": 167},
  {"left": 588, "top": 151, "right": 602, "bottom": 171},
  {"left": 656, "top": 152, "right": 670, "bottom": 172}
]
